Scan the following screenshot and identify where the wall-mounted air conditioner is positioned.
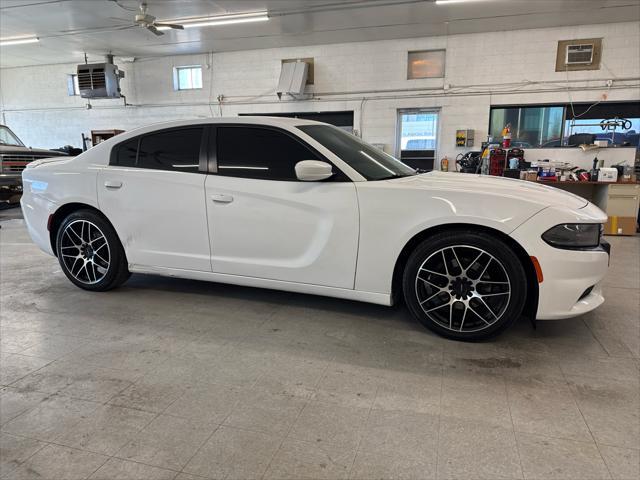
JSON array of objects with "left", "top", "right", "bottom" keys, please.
[
  {"left": 556, "top": 38, "right": 602, "bottom": 72},
  {"left": 77, "top": 62, "right": 125, "bottom": 99},
  {"left": 566, "top": 44, "right": 594, "bottom": 65}
]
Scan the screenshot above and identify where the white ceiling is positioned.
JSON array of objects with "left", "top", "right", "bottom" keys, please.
[{"left": 1, "top": 0, "right": 639, "bottom": 68}]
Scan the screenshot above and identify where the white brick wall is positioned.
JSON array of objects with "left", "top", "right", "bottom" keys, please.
[{"left": 1, "top": 21, "right": 638, "bottom": 168}]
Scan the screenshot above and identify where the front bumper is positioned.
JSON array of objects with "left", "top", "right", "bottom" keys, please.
[{"left": 511, "top": 203, "right": 609, "bottom": 320}]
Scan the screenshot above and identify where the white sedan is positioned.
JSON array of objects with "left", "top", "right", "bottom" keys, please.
[{"left": 21, "top": 117, "right": 610, "bottom": 340}]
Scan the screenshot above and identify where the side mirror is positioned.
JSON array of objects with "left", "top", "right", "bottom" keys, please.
[{"left": 295, "top": 160, "right": 334, "bottom": 181}]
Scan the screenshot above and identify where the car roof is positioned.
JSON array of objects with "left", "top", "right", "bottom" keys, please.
[
  {"left": 88, "top": 116, "right": 333, "bottom": 154},
  {"left": 129, "top": 116, "right": 325, "bottom": 132}
]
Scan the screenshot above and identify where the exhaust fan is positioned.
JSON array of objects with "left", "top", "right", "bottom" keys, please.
[{"left": 77, "top": 56, "right": 125, "bottom": 99}]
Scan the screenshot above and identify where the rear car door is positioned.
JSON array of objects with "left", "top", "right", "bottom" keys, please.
[
  {"left": 204, "top": 125, "right": 359, "bottom": 288},
  {"left": 98, "top": 126, "right": 211, "bottom": 271}
]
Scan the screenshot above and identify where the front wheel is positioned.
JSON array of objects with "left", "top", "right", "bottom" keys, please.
[
  {"left": 403, "top": 230, "right": 527, "bottom": 341},
  {"left": 56, "top": 209, "right": 130, "bottom": 291}
]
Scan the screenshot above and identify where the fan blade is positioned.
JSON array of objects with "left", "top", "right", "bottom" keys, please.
[
  {"left": 60, "top": 24, "right": 135, "bottom": 34},
  {"left": 146, "top": 25, "right": 164, "bottom": 36},
  {"left": 154, "top": 23, "right": 184, "bottom": 30}
]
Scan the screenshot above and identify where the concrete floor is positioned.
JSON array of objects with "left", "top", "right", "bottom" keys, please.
[{"left": 1, "top": 210, "right": 639, "bottom": 480}]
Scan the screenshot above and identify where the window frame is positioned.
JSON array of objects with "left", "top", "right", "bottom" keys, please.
[
  {"left": 109, "top": 125, "right": 209, "bottom": 174},
  {"left": 208, "top": 124, "right": 351, "bottom": 182},
  {"left": 173, "top": 65, "right": 203, "bottom": 91}
]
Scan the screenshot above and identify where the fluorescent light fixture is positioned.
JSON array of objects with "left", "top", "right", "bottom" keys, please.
[
  {"left": 0, "top": 36, "right": 39, "bottom": 46},
  {"left": 157, "top": 11, "right": 268, "bottom": 31},
  {"left": 435, "top": 0, "right": 491, "bottom": 4}
]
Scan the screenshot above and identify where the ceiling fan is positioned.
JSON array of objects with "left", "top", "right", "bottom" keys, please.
[{"left": 117, "top": 1, "right": 184, "bottom": 36}]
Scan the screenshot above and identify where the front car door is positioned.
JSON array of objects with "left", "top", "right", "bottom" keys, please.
[
  {"left": 98, "top": 126, "right": 211, "bottom": 272},
  {"left": 204, "top": 125, "right": 359, "bottom": 289}
]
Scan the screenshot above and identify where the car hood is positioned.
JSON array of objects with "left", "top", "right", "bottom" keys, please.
[
  {"left": 0, "top": 145, "right": 67, "bottom": 156},
  {"left": 391, "top": 171, "right": 589, "bottom": 209}
]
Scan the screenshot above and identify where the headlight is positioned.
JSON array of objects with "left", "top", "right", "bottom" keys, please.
[{"left": 542, "top": 223, "right": 601, "bottom": 249}]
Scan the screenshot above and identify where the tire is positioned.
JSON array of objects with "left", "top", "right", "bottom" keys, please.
[
  {"left": 402, "top": 230, "right": 527, "bottom": 341},
  {"left": 55, "top": 209, "right": 130, "bottom": 291}
]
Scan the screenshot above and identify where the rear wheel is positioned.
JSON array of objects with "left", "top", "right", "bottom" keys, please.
[
  {"left": 403, "top": 230, "right": 527, "bottom": 341},
  {"left": 56, "top": 210, "right": 130, "bottom": 291}
]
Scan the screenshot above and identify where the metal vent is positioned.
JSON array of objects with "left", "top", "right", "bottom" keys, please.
[
  {"left": 76, "top": 63, "right": 124, "bottom": 99},
  {"left": 566, "top": 44, "right": 594, "bottom": 65},
  {"left": 276, "top": 61, "right": 309, "bottom": 99}
]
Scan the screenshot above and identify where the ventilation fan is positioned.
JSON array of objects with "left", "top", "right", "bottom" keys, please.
[{"left": 114, "top": 1, "right": 184, "bottom": 36}]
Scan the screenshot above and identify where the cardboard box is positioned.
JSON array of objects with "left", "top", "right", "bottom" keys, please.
[{"left": 604, "top": 216, "right": 637, "bottom": 236}]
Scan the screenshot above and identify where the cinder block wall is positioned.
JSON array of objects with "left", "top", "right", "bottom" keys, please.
[{"left": 1, "top": 21, "right": 638, "bottom": 168}]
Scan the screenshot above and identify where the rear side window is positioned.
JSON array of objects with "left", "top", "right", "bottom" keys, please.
[
  {"left": 216, "top": 126, "right": 320, "bottom": 181},
  {"left": 112, "top": 127, "right": 203, "bottom": 172},
  {"left": 137, "top": 127, "right": 203, "bottom": 172},
  {"left": 115, "top": 138, "right": 138, "bottom": 167}
]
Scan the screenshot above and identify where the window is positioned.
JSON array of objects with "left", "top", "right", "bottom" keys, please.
[
  {"left": 565, "top": 118, "right": 640, "bottom": 147},
  {"left": 396, "top": 110, "right": 439, "bottom": 171},
  {"left": 217, "top": 127, "right": 322, "bottom": 181},
  {"left": 0, "top": 125, "right": 24, "bottom": 147},
  {"left": 399, "top": 111, "right": 438, "bottom": 151},
  {"left": 137, "top": 128, "right": 202, "bottom": 172},
  {"left": 299, "top": 125, "right": 415, "bottom": 181},
  {"left": 67, "top": 74, "right": 80, "bottom": 96},
  {"left": 489, "top": 106, "right": 565, "bottom": 148},
  {"left": 115, "top": 138, "right": 138, "bottom": 167},
  {"left": 173, "top": 65, "right": 203, "bottom": 90},
  {"left": 489, "top": 101, "right": 640, "bottom": 148},
  {"left": 112, "top": 128, "right": 203, "bottom": 172},
  {"left": 407, "top": 50, "right": 445, "bottom": 79}
]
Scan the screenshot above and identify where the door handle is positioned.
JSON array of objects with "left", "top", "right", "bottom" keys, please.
[
  {"left": 211, "top": 194, "right": 234, "bottom": 203},
  {"left": 104, "top": 180, "right": 123, "bottom": 189}
]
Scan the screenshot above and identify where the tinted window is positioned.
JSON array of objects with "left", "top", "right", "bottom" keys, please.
[
  {"left": 115, "top": 138, "right": 138, "bottom": 167},
  {"left": 298, "top": 125, "right": 416, "bottom": 181},
  {"left": 136, "top": 127, "right": 202, "bottom": 172},
  {"left": 217, "top": 127, "right": 319, "bottom": 181}
]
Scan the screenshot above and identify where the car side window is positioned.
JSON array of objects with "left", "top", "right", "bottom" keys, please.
[
  {"left": 112, "top": 127, "right": 203, "bottom": 172},
  {"left": 137, "top": 127, "right": 203, "bottom": 172},
  {"left": 115, "top": 138, "right": 138, "bottom": 167},
  {"left": 216, "top": 126, "right": 321, "bottom": 181}
]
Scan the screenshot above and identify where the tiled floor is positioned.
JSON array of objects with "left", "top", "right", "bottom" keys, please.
[{"left": 1, "top": 213, "right": 639, "bottom": 480}]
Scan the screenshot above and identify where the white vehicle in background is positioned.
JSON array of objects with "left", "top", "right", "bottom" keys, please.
[{"left": 21, "top": 117, "right": 609, "bottom": 340}]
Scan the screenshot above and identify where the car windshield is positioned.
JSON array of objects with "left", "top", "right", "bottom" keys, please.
[
  {"left": 298, "top": 124, "right": 416, "bottom": 181},
  {"left": 0, "top": 126, "right": 25, "bottom": 147}
]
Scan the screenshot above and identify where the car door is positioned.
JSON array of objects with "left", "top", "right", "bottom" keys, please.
[
  {"left": 205, "top": 125, "right": 359, "bottom": 289},
  {"left": 98, "top": 126, "right": 212, "bottom": 272}
]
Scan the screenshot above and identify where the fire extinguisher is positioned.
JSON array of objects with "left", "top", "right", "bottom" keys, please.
[
  {"left": 440, "top": 156, "right": 449, "bottom": 171},
  {"left": 502, "top": 124, "right": 511, "bottom": 148}
]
